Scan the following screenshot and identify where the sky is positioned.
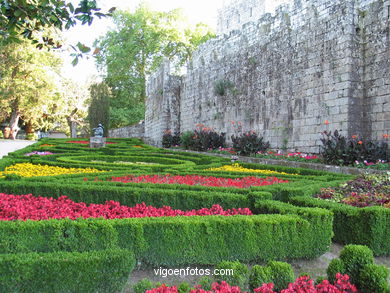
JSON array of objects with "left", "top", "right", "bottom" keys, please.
[{"left": 61, "top": 0, "right": 226, "bottom": 84}]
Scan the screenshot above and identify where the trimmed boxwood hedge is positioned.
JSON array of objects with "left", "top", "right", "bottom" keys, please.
[
  {"left": 289, "top": 196, "right": 390, "bottom": 256},
  {"left": 0, "top": 215, "right": 332, "bottom": 266},
  {"left": 0, "top": 249, "right": 135, "bottom": 293}
]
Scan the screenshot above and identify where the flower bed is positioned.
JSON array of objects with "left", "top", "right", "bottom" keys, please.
[
  {"left": 205, "top": 163, "right": 297, "bottom": 176},
  {"left": 0, "top": 163, "right": 105, "bottom": 178},
  {"left": 146, "top": 274, "right": 357, "bottom": 293},
  {"left": 315, "top": 174, "right": 389, "bottom": 208},
  {"left": 0, "top": 193, "right": 252, "bottom": 221},
  {"left": 24, "top": 151, "right": 54, "bottom": 156},
  {"left": 110, "top": 174, "right": 288, "bottom": 188},
  {"left": 66, "top": 140, "right": 117, "bottom": 144}
]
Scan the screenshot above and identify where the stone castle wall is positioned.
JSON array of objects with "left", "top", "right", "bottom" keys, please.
[{"left": 145, "top": 0, "right": 390, "bottom": 151}]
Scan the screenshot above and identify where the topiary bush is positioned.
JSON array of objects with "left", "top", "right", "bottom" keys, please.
[
  {"left": 327, "top": 245, "right": 389, "bottom": 292},
  {"left": 249, "top": 265, "right": 272, "bottom": 291},
  {"left": 267, "top": 261, "right": 295, "bottom": 291},
  {"left": 231, "top": 131, "right": 270, "bottom": 156},
  {"left": 359, "top": 264, "right": 389, "bottom": 293},
  {"left": 249, "top": 261, "right": 294, "bottom": 292},
  {"left": 134, "top": 278, "right": 155, "bottom": 293},
  {"left": 215, "top": 260, "right": 249, "bottom": 289}
]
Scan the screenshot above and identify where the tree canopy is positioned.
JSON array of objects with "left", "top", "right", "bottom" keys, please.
[{"left": 94, "top": 3, "right": 215, "bottom": 128}]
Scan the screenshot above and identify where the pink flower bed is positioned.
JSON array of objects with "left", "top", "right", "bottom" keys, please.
[
  {"left": 110, "top": 175, "right": 288, "bottom": 188},
  {"left": 66, "top": 140, "right": 117, "bottom": 144},
  {"left": 146, "top": 274, "right": 356, "bottom": 293},
  {"left": 0, "top": 193, "right": 252, "bottom": 221}
]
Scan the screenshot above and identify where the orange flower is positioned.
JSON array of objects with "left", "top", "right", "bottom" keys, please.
[
  {"left": 383, "top": 134, "right": 389, "bottom": 139},
  {"left": 352, "top": 135, "right": 358, "bottom": 139},
  {"left": 324, "top": 120, "right": 329, "bottom": 125},
  {"left": 358, "top": 141, "right": 363, "bottom": 145}
]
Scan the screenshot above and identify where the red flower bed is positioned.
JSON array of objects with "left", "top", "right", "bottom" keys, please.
[
  {"left": 66, "top": 140, "right": 116, "bottom": 144},
  {"left": 110, "top": 175, "right": 288, "bottom": 188},
  {"left": 146, "top": 274, "right": 356, "bottom": 293},
  {"left": 0, "top": 193, "right": 252, "bottom": 221}
]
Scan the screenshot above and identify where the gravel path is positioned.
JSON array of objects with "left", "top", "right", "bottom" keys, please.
[{"left": 0, "top": 139, "right": 36, "bottom": 159}]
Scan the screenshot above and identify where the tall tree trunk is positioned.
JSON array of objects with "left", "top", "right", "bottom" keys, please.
[{"left": 9, "top": 109, "right": 20, "bottom": 140}]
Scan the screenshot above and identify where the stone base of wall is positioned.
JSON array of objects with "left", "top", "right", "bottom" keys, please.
[{"left": 108, "top": 122, "right": 145, "bottom": 139}]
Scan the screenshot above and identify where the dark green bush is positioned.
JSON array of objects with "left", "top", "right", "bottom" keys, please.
[
  {"left": 359, "top": 264, "right": 389, "bottom": 293},
  {"left": 0, "top": 214, "right": 331, "bottom": 266},
  {"left": 320, "top": 130, "right": 389, "bottom": 166},
  {"left": 231, "top": 131, "right": 270, "bottom": 156},
  {"left": 0, "top": 249, "right": 135, "bottom": 293},
  {"left": 290, "top": 196, "right": 390, "bottom": 255},
  {"left": 267, "top": 261, "right": 294, "bottom": 291},
  {"left": 339, "top": 244, "right": 374, "bottom": 282},
  {"left": 197, "top": 276, "right": 213, "bottom": 291},
  {"left": 249, "top": 261, "right": 294, "bottom": 291},
  {"left": 249, "top": 265, "right": 272, "bottom": 291},
  {"left": 178, "top": 282, "right": 191, "bottom": 293},
  {"left": 326, "top": 259, "right": 345, "bottom": 283},
  {"left": 133, "top": 278, "right": 155, "bottom": 293},
  {"left": 215, "top": 260, "right": 249, "bottom": 288}
]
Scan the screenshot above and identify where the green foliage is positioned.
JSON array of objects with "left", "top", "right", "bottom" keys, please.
[
  {"left": 197, "top": 276, "right": 213, "bottom": 291},
  {"left": 94, "top": 4, "right": 214, "bottom": 128},
  {"left": 320, "top": 130, "right": 390, "bottom": 166},
  {"left": 266, "top": 261, "right": 294, "bottom": 291},
  {"left": 326, "top": 259, "right": 345, "bottom": 283},
  {"left": 88, "top": 82, "right": 111, "bottom": 136},
  {"left": 327, "top": 245, "right": 389, "bottom": 292},
  {"left": 0, "top": 249, "right": 135, "bottom": 293},
  {"left": 339, "top": 244, "right": 374, "bottom": 282},
  {"left": 249, "top": 262, "right": 294, "bottom": 291},
  {"left": 178, "top": 282, "right": 191, "bottom": 293},
  {"left": 213, "top": 80, "right": 235, "bottom": 96},
  {"left": 0, "top": 213, "right": 332, "bottom": 266},
  {"left": 290, "top": 196, "right": 390, "bottom": 255},
  {"left": 359, "top": 264, "right": 390, "bottom": 293},
  {"left": 249, "top": 265, "right": 272, "bottom": 291},
  {"left": 215, "top": 261, "right": 249, "bottom": 288},
  {"left": 134, "top": 278, "right": 155, "bottom": 293},
  {"left": 0, "top": 39, "right": 62, "bottom": 132},
  {"left": 231, "top": 131, "right": 270, "bottom": 156}
]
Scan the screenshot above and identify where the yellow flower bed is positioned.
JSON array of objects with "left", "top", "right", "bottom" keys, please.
[
  {"left": 0, "top": 163, "right": 106, "bottom": 178},
  {"left": 205, "top": 163, "right": 298, "bottom": 176}
]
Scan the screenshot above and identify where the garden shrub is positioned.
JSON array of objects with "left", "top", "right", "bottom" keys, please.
[
  {"left": 290, "top": 196, "right": 390, "bottom": 255},
  {"left": 162, "top": 130, "right": 181, "bottom": 148},
  {"left": 0, "top": 249, "right": 135, "bottom": 293},
  {"left": 249, "top": 261, "right": 294, "bottom": 292},
  {"left": 0, "top": 214, "right": 332, "bottom": 266},
  {"left": 215, "top": 261, "right": 249, "bottom": 288},
  {"left": 327, "top": 245, "right": 389, "bottom": 292},
  {"left": 359, "top": 264, "right": 389, "bottom": 293},
  {"left": 249, "top": 265, "right": 272, "bottom": 291},
  {"left": 320, "top": 130, "right": 389, "bottom": 166},
  {"left": 231, "top": 131, "right": 270, "bottom": 156},
  {"left": 197, "top": 276, "right": 213, "bottom": 291},
  {"left": 178, "top": 282, "right": 191, "bottom": 293},
  {"left": 134, "top": 278, "right": 155, "bottom": 293},
  {"left": 327, "top": 259, "right": 345, "bottom": 283},
  {"left": 266, "top": 261, "right": 294, "bottom": 291},
  {"left": 180, "top": 128, "right": 225, "bottom": 151}
]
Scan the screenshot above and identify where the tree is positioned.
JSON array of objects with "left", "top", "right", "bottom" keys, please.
[
  {"left": 94, "top": 3, "right": 215, "bottom": 128},
  {"left": 88, "top": 82, "right": 110, "bottom": 137},
  {"left": 0, "top": 0, "right": 113, "bottom": 64},
  {"left": 0, "top": 39, "right": 62, "bottom": 138}
]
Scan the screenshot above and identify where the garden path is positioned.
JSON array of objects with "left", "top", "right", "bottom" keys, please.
[{"left": 0, "top": 140, "right": 36, "bottom": 159}]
